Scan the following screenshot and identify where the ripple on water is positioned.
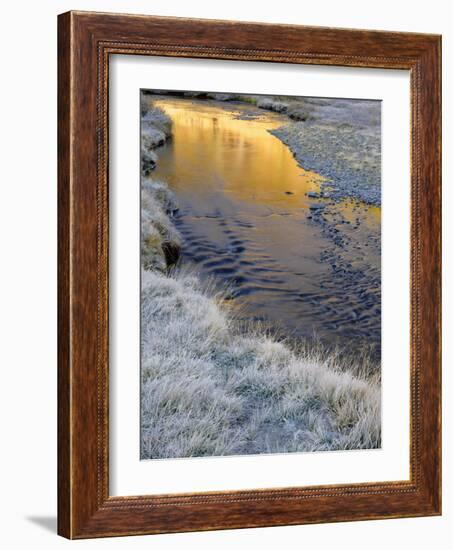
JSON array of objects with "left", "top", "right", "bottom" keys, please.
[{"left": 151, "top": 97, "right": 381, "bottom": 353}]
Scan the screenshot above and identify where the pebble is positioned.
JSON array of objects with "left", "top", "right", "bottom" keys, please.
[{"left": 309, "top": 204, "right": 325, "bottom": 211}]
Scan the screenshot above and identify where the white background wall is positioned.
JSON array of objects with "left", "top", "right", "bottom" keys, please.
[{"left": 0, "top": 0, "right": 450, "bottom": 547}]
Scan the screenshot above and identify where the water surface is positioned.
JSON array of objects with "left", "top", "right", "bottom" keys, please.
[{"left": 149, "top": 97, "right": 381, "bottom": 349}]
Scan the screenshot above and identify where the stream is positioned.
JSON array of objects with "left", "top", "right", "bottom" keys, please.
[{"left": 149, "top": 97, "right": 381, "bottom": 353}]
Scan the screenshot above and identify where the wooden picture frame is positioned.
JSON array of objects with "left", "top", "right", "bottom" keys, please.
[{"left": 58, "top": 10, "right": 441, "bottom": 539}]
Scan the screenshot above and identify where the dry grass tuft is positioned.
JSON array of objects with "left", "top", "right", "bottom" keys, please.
[
  {"left": 140, "top": 94, "right": 173, "bottom": 174},
  {"left": 141, "top": 179, "right": 181, "bottom": 272}
]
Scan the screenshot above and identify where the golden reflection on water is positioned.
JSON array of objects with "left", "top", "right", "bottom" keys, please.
[
  {"left": 338, "top": 201, "right": 381, "bottom": 231},
  {"left": 152, "top": 98, "right": 324, "bottom": 208},
  {"left": 146, "top": 97, "right": 381, "bottom": 345}
]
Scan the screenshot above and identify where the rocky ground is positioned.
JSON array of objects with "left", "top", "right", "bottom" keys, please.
[{"left": 268, "top": 97, "right": 381, "bottom": 206}]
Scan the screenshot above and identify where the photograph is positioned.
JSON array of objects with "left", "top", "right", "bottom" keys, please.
[
  {"left": 0, "top": 1, "right": 445, "bottom": 544},
  {"left": 140, "top": 89, "right": 382, "bottom": 459}
]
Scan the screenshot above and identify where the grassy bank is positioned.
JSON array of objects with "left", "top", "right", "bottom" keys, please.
[
  {"left": 140, "top": 95, "right": 381, "bottom": 459},
  {"left": 141, "top": 264, "right": 380, "bottom": 459}
]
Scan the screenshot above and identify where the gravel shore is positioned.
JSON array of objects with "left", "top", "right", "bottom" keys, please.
[{"left": 269, "top": 98, "right": 381, "bottom": 206}]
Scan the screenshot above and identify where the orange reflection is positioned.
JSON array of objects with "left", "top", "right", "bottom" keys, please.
[{"left": 151, "top": 98, "right": 324, "bottom": 209}]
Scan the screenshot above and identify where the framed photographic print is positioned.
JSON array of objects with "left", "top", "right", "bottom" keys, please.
[{"left": 58, "top": 11, "right": 441, "bottom": 538}]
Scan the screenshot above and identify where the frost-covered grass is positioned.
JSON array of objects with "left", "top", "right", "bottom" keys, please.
[
  {"left": 141, "top": 178, "right": 181, "bottom": 272},
  {"left": 140, "top": 268, "right": 381, "bottom": 459},
  {"left": 254, "top": 96, "right": 313, "bottom": 120},
  {"left": 141, "top": 149, "right": 157, "bottom": 176},
  {"left": 140, "top": 94, "right": 173, "bottom": 175},
  {"left": 140, "top": 171, "right": 381, "bottom": 459},
  {"left": 141, "top": 98, "right": 173, "bottom": 137},
  {"left": 206, "top": 92, "right": 239, "bottom": 101},
  {"left": 256, "top": 97, "right": 289, "bottom": 113}
]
